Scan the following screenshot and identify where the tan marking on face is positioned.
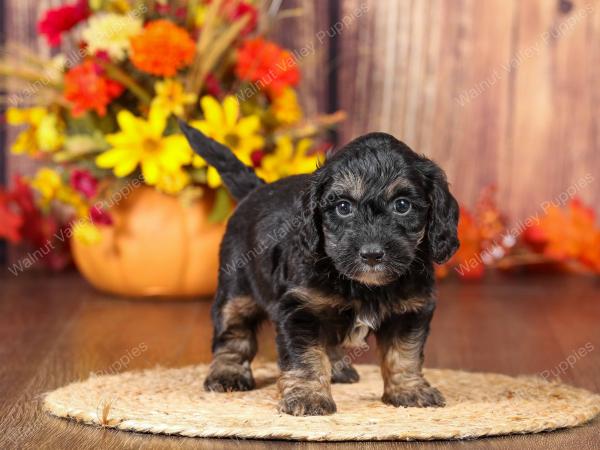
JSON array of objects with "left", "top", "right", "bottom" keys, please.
[
  {"left": 331, "top": 171, "right": 366, "bottom": 200},
  {"left": 385, "top": 178, "right": 412, "bottom": 199},
  {"left": 288, "top": 287, "right": 353, "bottom": 312},
  {"left": 353, "top": 271, "right": 393, "bottom": 286}
]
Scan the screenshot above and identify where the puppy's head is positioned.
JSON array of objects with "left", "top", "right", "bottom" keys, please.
[{"left": 299, "top": 132, "right": 459, "bottom": 286}]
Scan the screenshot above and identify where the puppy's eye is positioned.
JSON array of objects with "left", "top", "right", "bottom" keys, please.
[
  {"left": 393, "top": 198, "right": 412, "bottom": 215},
  {"left": 335, "top": 200, "right": 353, "bottom": 217}
]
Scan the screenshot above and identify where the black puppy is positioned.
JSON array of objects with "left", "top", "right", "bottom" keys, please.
[{"left": 180, "top": 122, "right": 459, "bottom": 416}]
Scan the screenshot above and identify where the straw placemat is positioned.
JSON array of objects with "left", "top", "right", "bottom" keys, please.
[{"left": 43, "top": 363, "right": 600, "bottom": 441}]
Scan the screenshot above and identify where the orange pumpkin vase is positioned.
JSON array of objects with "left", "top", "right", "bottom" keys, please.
[{"left": 72, "top": 186, "right": 226, "bottom": 299}]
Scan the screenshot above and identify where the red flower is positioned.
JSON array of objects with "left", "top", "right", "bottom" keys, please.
[
  {"left": 10, "top": 176, "right": 56, "bottom": 248},
  {"left": 1, "top": 176, "right": 72, "bottom": 271},
  {"left": 38, "top": 0, "right": 89, "bottom": 47},
  {"left": 250, "top": 150, "right": 265, "bottom": 167},
  {"left": 64, "top": 61, "right": 124, "bottom": 117},
  {"left": 89, "top": 205, "right": 113, "bottom": 226},
  {"left": 204, "top": 73, "right": 222, "bottom": 97},
  {"left": 70, "top": 169, "right": 98, "bottom": 199},
  {"left": 0, "top": 189, "right": 23, "bottom": 243},
  {"left": 235, "top": 38, "right": 300, "bottom": 97},
  {"left": 0, "top": 175, "right": 57, "bottom": 247},
  {"left": 225, "top": 1, "right": 258, "bottom": 35},
  {"left": 155, "top": 3, "right": 187, "bottom": 20}
]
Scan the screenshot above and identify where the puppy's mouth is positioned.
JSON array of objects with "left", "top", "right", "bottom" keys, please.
[{"left": 351, "top": 264, "right": 396, "bottom": 286}]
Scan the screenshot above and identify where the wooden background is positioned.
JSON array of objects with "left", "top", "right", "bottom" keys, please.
[{"left": 3, "top": 0, "right": 600, "bottom": 223}]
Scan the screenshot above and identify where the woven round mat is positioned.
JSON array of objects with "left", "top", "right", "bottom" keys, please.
[{"left": 43, "top": 363, "right": 600, "bottom": 441}]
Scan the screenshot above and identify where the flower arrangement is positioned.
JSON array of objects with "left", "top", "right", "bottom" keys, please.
[
  {"left": 1, "top": 0, "right": 341, "bottom": 255},
  {"left": 0, "top": 1, "right": 597, "bottom": 282}
]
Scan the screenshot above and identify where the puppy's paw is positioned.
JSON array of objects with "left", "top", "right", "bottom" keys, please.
[
  {"left": 203, "top": 363, "right": 255, "bottom": 392},
  {"left": 331, "top": 364, "right": 360, "bottom": 384},
  {"left": 382, "top": 384, "right": 445, "bottom": 408},
  {"left": 279, "top": 391, "right": 337, "bottom": 416}
]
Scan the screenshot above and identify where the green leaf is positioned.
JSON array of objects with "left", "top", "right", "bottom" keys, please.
[
  {"left": 190, "top": 167, "right": 208, "bottom": 184},
  {"left": 207, "top": 187, "right": 233, "bottom": 223},
  {"left": 52, "top": 133, "right": 108, "bottom": 162}
]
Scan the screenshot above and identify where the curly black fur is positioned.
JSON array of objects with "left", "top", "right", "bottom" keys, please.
[{"left": 180, "top": 124, "right": 459, "bottom": 416}]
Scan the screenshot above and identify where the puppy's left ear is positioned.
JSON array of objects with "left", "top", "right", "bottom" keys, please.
[{"left": 420, "top": 160, "right": 460, "bottom": 264}]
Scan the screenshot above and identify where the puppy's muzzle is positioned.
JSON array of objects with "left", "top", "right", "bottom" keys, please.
[{"left": 359, "top": 244, "right": 385, "bottom": 266}]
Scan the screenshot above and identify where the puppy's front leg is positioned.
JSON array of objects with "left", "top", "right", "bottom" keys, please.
[
  {"left": 376, "top": 305, "right": 445, "bottom": 408},
  {"left": 276, "top": 300, "right": 336, "bottom": 416}
]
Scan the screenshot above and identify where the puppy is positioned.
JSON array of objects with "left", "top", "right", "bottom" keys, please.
[{"left": 180, "top": 122, "right": 459, "bottom": 416}]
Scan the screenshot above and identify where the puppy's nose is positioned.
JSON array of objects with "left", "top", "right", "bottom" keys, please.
[{"left": 359, "top": 244, "right": 385, "bottom": 266}]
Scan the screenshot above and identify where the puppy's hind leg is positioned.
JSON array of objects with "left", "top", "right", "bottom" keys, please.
[
  {"left": 204, "top": 292, "right": 265, "bottom": 392},
  {"left": 328, "top": 347, "right": 359, "bottom": 384}
]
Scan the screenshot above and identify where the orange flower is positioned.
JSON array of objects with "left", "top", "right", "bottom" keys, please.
[
  {"left": 524, "top": 199, "right": 600, "bottom": 272},
  {"left": 130, "top": 20, "right": 195, "bottom": 77},
  {"left": 445, "top": 207, "right": 486, "bottom": 280},
  {"left": 64, "top": 60, "right": 124, "bottom": 117},
  {"left": 235, "top": 37, "right": 300, "bottom": 97},
  {"left": 581, "top": 231, "right": 600, "bottom": 273}
]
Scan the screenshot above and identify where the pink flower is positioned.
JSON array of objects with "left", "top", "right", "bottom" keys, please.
[
  {"left": 89, "top": 205, "right": 113, "bottom": 226},
  {"left": 70, "top": 169, "right": 98, "bottom": 199},
  {"left": 38, "top": 0, "right": 89, "bottom": 47},
  {"left": 155, "top": 3, "right": 187, "bottom": 19},
  {"left": 205, "top": 73, "right": 222, "bottom": 97}
]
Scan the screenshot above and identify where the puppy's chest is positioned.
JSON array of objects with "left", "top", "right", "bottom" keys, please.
[{"left": 342, "top": 312, "right": 379, "bottom": 348}]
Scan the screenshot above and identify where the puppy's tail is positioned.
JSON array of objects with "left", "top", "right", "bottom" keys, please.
[{"left": 179, "top": 120, "right": 264, "bottom": 201}]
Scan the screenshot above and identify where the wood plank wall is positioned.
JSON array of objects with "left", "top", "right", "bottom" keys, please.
[
  {"left": 3, "top": 0, "right": 599, "bottom": 226},
  {"left": 336, "top": 0, "right": 600, "bottom": 220}
]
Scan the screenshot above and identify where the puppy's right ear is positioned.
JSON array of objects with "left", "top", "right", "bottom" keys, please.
[{"left": 295, "top": 174, "right": 323, "bottom": 260}]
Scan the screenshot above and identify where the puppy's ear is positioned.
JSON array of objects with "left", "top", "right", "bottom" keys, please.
[
  {"left": 295, "top": 174, "right": 323, "bottom": 260},
  {"left": 420, "top": 160, "right": 460, "bottom": 264}
]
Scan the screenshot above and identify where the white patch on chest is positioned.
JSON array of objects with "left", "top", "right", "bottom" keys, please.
[{"left": 343, "top": 314, "right": 378, "bottom": 348}]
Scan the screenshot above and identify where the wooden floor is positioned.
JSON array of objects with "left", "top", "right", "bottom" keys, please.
[{"left": 1, "top": 272, "right": 599, "bottom": 449}]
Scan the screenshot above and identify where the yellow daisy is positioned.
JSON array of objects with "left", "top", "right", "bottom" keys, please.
[
  {"left": 56, "top": 186, "right": 90, "bottom": 219},
  {"left": 96, "top": 104, "right": 192, "bottom": 185},
  {"left": 30, "top": 167, "right": 89, "bottom": 217},
  {"left": 30, "top": 168, "right": 63, "bottom": 204},
  {"left": 191, "top": 158, "right": 224, "bottom": 190},
  {"left": 270, "top": 87, "right": 303, "bottom": 125},
  {"left": 191, "top": 95, "right": 264, "bottom": 188},
  {"left": 257, "top": 137, "right": 321, "bottom": 183},
  {"left": 155, "top": 168, "right": 191, "bottom": 195},
  {"left": 7, "top": 107, "right": 63, "bottom": 155},
  {"left": 195, "top": 4, "right": 207, "bottom": 27},
  {"left": 152, "top": 79, "right": 197, "bottom": 117},
  {"left": 72, "top": 221, "right": 102, "bottom": 245}
]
